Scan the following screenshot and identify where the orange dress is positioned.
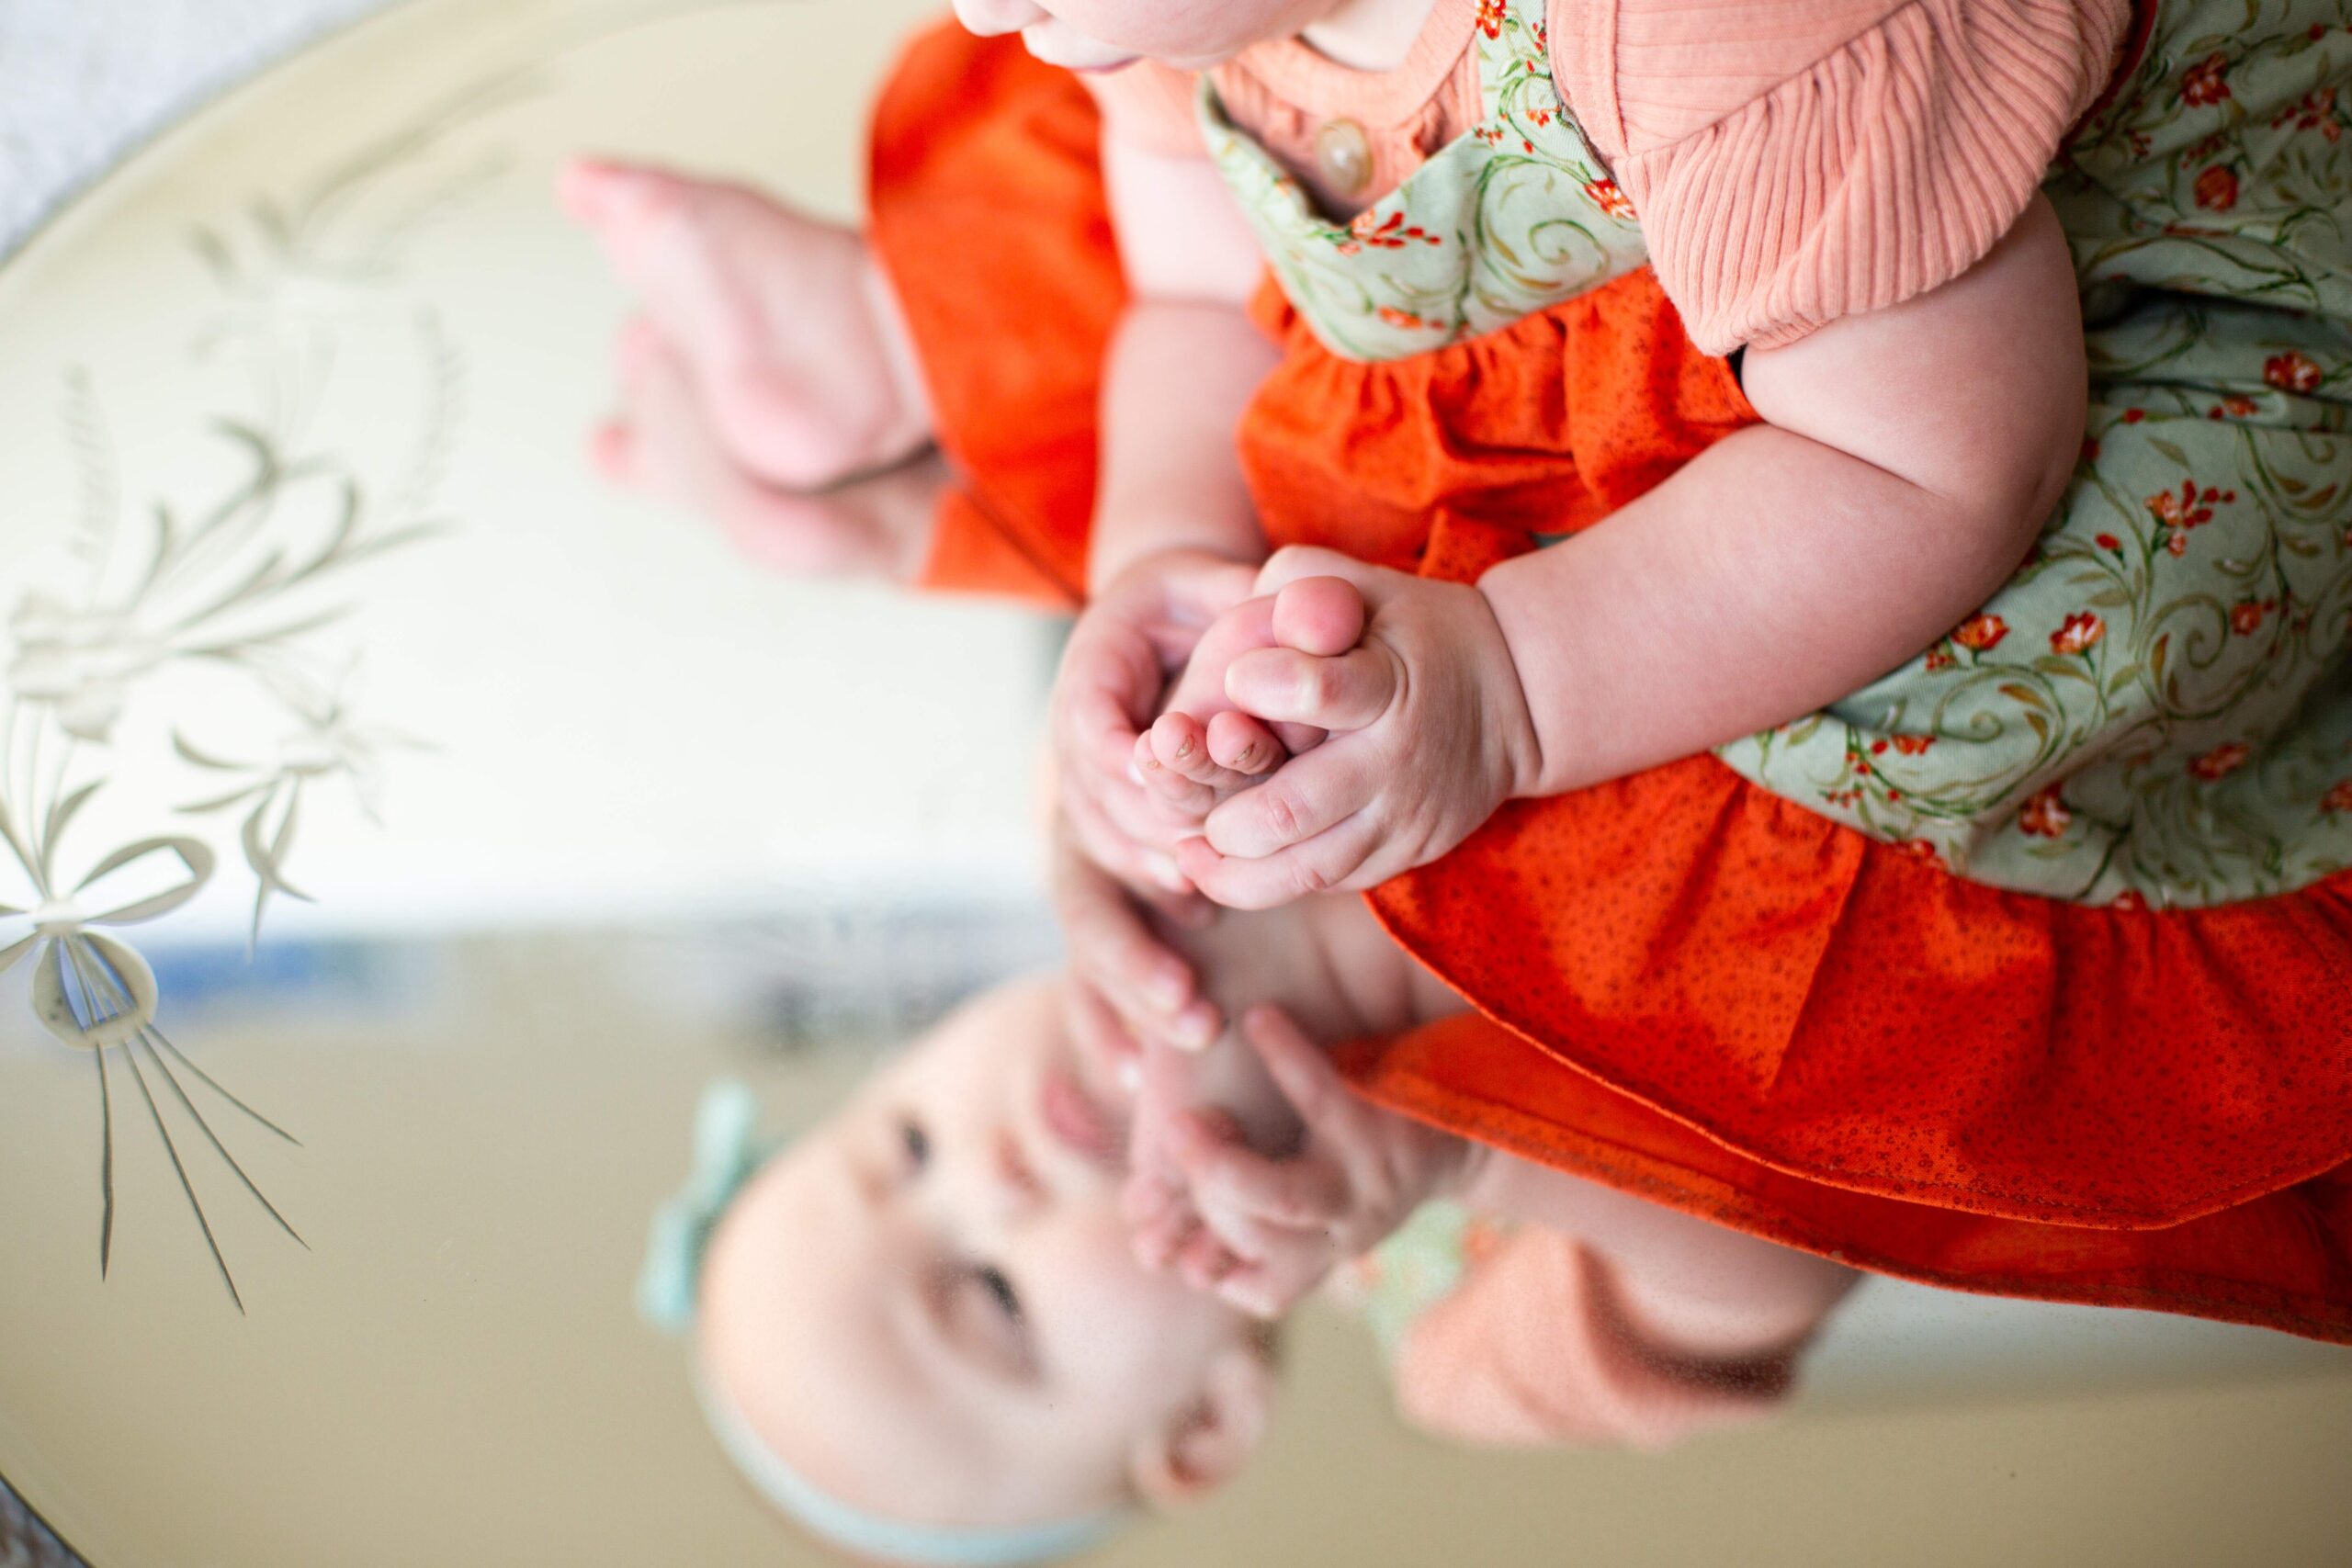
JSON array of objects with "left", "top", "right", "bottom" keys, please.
[{"left": 869, "top": 21, "right": 2352, "bottom": 1343}]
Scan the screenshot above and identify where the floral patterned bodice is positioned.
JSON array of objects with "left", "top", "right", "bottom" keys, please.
[
  {"left": 1198, "top": 0, "right": 2352, "bottom": 910},
  {"left": 1199, "top": 0, "right": 1643, "bottom": 363}
]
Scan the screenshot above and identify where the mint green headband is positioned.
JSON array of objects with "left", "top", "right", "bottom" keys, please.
[{"left": 639, "top": 1080, "right": 1129, "bottom": 1566}]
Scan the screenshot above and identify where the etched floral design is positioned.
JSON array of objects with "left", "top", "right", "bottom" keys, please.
[
  {"left": 6, "top": 595, "right": 164, "bottom": 741},
  {"left": 0, "top": 67, "right": 503, "bottom": 1308}
]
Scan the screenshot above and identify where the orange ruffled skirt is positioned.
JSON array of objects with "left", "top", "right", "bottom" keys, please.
[{"left": 871, "top": 22, "right": 2352, "bottom": 1341}]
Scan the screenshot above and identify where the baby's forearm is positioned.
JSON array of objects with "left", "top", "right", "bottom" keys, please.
[
  {"left": 1482, "top": 422, "right": 2049, "bottom": 796},
  {"left": 1485, "top": 194, "right": 2084, "bottom": 799},
  {"left": 1089, "top": 131, "right": 1282, "bottom": 593},
  {"left": 1090, "top": 299, "right": 1278, "bottom": 591}
]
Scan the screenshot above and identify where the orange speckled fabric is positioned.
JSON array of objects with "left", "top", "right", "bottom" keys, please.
[{"left": 871, "top": 23, "right": 2352, "bottom": 1342}]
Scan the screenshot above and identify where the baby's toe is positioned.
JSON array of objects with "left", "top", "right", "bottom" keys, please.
[{"left": 1206, "top": 711, "right": 1286, "bottom": 774}]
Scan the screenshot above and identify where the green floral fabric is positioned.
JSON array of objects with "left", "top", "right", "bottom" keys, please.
[
  {"left": 1720, "top": 0, "right": 2352, "bottom": 907},
  {"left": 1328, "top": 1200, "right": 1512, "bottom": 1360},
  {"left": 1199, "top": 0, "right": 1645, "bottom": 362},
  {"left": 1202, "top": 0, "right": 2352, "bottom": 908}
]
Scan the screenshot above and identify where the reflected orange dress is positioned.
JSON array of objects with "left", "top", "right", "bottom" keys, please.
[{"left": 868, "top": 21, "right": 2352, "bottom": 1343}]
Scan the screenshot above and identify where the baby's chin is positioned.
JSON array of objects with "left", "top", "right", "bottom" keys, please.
[{"left": 1020, "top": 21, "right": 1143, "bottom": 73}]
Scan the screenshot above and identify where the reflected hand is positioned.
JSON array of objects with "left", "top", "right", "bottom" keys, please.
[
  {"left": 1134, "top": 1005, "right": 1467, "bottom": 1318},
  {"left": 1051, "top": 547, "right": 1258, "bottom": 896}
]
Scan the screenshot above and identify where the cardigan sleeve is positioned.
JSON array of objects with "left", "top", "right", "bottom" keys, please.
[
  {"left": 1391, "top": 1233, "right": 1797, "bottom": 1450},
  {"left": 1548, "top": 0, "right": 2133, "bottom": 353}
]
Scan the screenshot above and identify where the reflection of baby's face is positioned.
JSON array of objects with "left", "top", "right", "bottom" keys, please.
[{"left": 697, "top": 977, "right": 1267, "bottom": 1532}]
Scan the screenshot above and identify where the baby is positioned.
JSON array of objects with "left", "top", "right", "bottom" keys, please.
[
  {"left": 583, "top": 0, "right": 2352, "bottom": 1356},
  {"left": 645, "top": 852, "right": 1856, "bottom": 1562}
]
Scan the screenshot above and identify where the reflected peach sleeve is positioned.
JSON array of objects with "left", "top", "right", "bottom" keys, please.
[
  {"left": 1548, "top": 0, "right": 2133, "bottom": 353},
  {"left": 1392, "top": 1233, "right": 1796, "bottom": 1450}
]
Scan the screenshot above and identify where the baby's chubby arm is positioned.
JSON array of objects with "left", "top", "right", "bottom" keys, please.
[
  {"left": 1483, "top": 194, "right": 2086, "bottom": 800},
  {"left": 1046, "top": 131, "right": 1286, "bottom": 897},
  {"left": 1181, "top": 197, "right": 2086, "bottom": 902}
]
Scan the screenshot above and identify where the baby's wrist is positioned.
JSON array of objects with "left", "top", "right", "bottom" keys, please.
[
  {"left": 1091, "top": 536, "right": 1256, "bottom": 600},
  {"left": 1468, "top": 578, "right": 1555, "bottom": 802},
  {"left": 1476, "top": 558, "right": 1598, "bottom": 801}
]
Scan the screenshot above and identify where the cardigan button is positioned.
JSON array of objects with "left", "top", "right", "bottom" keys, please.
[{"left": 1313, "top": 118, "right": 1374, "bottom": 197}]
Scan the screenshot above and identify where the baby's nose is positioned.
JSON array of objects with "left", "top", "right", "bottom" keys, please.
[
  {"left": 991, "top": 1127, "right": 1048, "bottom": 1213},
  {"left": 952, "top": 0, "right": 1048, "bottom": 39}
]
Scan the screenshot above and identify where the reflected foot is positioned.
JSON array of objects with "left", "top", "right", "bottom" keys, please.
[
  {"left": 560, "top": 156, "right": 932, "bottom": 491},
  {"left": 594, "top": 319, "right": 942, "bottom": 581}
]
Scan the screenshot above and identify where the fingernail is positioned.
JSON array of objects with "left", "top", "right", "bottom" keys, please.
[
  {"left": 1174, "top": 1008, "right": 1217, "bottom": 1051},
  {"left": 1147, "top": 967, "right": 1188, "bottom": 1010}
]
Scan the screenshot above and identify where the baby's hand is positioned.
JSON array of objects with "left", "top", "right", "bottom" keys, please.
[
  {"left": 1053, "top": 812, "right": 1223, "bottom": 1064},
  {"left": 1133, "top": 578, "right": 1365, "bottom": 825},
  {"left": 1052, "top": 548, "right": 1258, "bottom": 897},
  {"left": 1177, "top": 547, "right": 1543, "bottom": 910},
  {"left": 1132, "top": 1005, "right": 1468, "bottom": 1319}
]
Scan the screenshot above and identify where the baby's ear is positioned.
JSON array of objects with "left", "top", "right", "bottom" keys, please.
[{"left": 1125, "top": 1343, "right": 1276, "bottom": 1510}]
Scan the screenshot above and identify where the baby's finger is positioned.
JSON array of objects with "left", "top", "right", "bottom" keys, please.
[
  {"left": 1176, "top": 1225, "right": 1245, "bottom": 1291},
  {"left": 1236, "top": 1004, "right": 1351, "bottom": 1131},
  {"left": 1182, "top": 809, "right": 1387, "bottom": 910},
  {"left": 1061, "top": 784, "right": 1192, "bottom": 899},
  {"left": 1062, "top": 980, "right": 1142, "bottom": 1091},
  {"left": 1199, "top": 746, "right": 1385, "bottom": 862},
  {"left": 1057, "top": 847, "right": 1198, "bottom": 1010},
  {"left": 1216, "top": 1252, "right": 1333, "bottom": 1320},
  {"left": 1135, "top": 1208, "right": 1202, "bottom": 1274},
  {"left": 1171, "top": 1111, "right": 1347, "bottom": 1225},
  {"left": 1225, "top": 646, "right": 1398, "bottom": 733},
  {"left": 1270, "top": 575, "right": 1368, "bottom": 658},
  {"left": 1205, "top": 710, "right": 1289, "bottom": 775}
]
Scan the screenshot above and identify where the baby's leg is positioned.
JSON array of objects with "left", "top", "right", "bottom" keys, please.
[
  {"left": 1136, "top": 577, "right": 1366, "bottom": 820},
  {"left": 595, "top": 319, "right": 943, "bottom": 579},
  {"left": 561, "top": 159, "right": 932, "bottom": 492}
]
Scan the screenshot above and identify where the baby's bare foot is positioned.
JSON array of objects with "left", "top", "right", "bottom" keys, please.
[
  {"left": 1137, "top": 578, "right": 1367, "bottom": 818},
  {"left": 594, "top": 319, "right": 940, "bottom": 580},
  {"left": 561, "top": 157, "right": 931, "bottom": 491}
]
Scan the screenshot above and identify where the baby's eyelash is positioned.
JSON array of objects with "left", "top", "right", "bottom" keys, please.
[
  {"left": 973, "top": 1263, "right": 1023, "bottom": 1326},
  {"left": 897, "top": 1115, "right": 930, "bottom": 1171}
]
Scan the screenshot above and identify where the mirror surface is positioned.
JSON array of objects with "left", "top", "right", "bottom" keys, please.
[{"left": 1, "top": 4, "right": 2347, "bottom": 1564}]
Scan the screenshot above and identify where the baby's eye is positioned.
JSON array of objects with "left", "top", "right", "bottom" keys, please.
[
  {"left": 972, "top": 1263, "right": 1024, "bottom": 1327},
  {"left": 897, "top": 1115, "right": 931, "bottom": 1173}
]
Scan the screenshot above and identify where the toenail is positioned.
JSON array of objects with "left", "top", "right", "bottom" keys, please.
[{"left": 1175, "top": 737, "right": 1194, "bottom": 760}]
